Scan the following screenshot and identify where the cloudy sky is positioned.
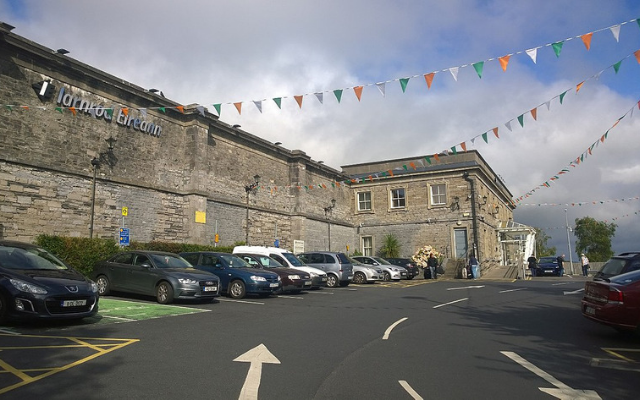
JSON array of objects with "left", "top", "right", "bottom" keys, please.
[{"left": 2, "top": 0, "right": 639, "bottom": 258}]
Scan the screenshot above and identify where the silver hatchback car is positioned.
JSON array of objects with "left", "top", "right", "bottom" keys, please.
[
  {"left": 348, "top": 257, "right": 384, "bottom": 284},
  {"left": 352, "top": 256, "right": 408, "bottom": 281},
  {"left": 297, "top": 251, "right": 354, "bottom": 288}
]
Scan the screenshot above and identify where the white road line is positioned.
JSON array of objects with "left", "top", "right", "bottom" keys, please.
[
  {"left": 398, "top": 380, "right": 423, "bottom": 400},
  {"left": 447, "top": 285, "right": 484, "bottom": 290},
  {"left": 433, "top": 298, "right": 468, "bottom": 309},
  {"left": 101, "top": 315, "right": 136, "bottom": 322},
  {"left": 306, "top": 291, "right": 334, "bottom": 295},
  {"left": 502, "top": 351, "right": 569, "bottom": 389},
  {"left": 383, "top": 317, "right": 408, "bottom": 340},
  {"left": 0, "top": 329, "right": 20, "bottom": 335},
  {"left": 563, "top": 288, "right": 584, "bottom": 295},
  {"left": 499, "top": 288, "right": 526, "bottom": 293},
  {"left": 218, "top": 299, "right": 265, "bottom": 305},
  {"left": 551, "top": 282, "right": 570, "bottom": 286},
  {"left": 275, "top": 295, "right": 304, "bottom": 299}
]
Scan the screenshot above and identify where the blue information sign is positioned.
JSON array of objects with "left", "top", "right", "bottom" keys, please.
[{"left": 119, "top": 227, "right": 130, "bottom": 246}]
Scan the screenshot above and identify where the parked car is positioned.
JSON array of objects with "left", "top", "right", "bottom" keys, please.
[
  {"left": 232, "top": 246, "right": 328, "bottom": 289},
  {"left": 296, "top": 252, "right": 354, "bottom": 288},
  {"left": 384, "top": 258, "right": 419, "bottom": 279},
  {"left": 234, "top": 253, "right": 312, "bottom": 293},
  {"left": 0, "top": 240, "right": 99, "bottom": 323},
  {"left": 535, "top": 256, "right": 561, "bottom": 276},
  {"left": 93, "top": 251, "right": 220, "bottom": 304},
  {"left": 351, "top": 256, "right": 408, "bottom": 281},
  {"left": 582, "top": 268, "right": 640, "bottom": 334},
  {"left": 593, "top": 252, "right": 640, "bottom": 281},
  {"left": 347, "top": 257, "right": 384, "bottom": 284},
  {"left": 180, "top": 252, "right": 280, "bottom": 299}
]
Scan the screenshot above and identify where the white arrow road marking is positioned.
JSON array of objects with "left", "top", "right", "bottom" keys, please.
[
  {"left": 398, "top": 380, "right": 423, "bottom": 400},
  {"left": 234, "top": 344, "right": 281, "bottom": 400},
  {"left": 499, "top": 288, "right": 526, "bottom": 293},
  {"left": 383, "top": 317, "right": 408, "bottom": 340},
  {"left": 447, "top": 285, "right": 485, "bottom": 290},
  {"left": 501, "top": 351, "right": 601, "bottom": 399},
  {"left": 433, "top": 298, "right": 468, "bottom": 309},
  {"left": 563, "top": 288, "right": 584, "bottom": 295}
]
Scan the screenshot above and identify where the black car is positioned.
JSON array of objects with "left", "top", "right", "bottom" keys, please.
[
  {"left": 535, "top": 256, "right": 561, "bottom": 276},
  {"left": 384, "top": 258, "right": 420, "bottom": 279},
  {"left": 0, "top": 240, "right": 99, "bottom": 323},
  {"left": 234, "top": 253, "right": 312, "bottom": 293},
  {"left": 593, "top": 252, "right": 640, "bottom": 281},
  {"left": 92, "top": 251, "right": 220, "bottom": 304}
]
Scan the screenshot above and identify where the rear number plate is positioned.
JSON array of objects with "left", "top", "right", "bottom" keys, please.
[
  {"left": 585, "top": 306, "right": 595, "bottom": 316},
  {"left": 61, "top": 299, "right": 86, "bottom": 307}
]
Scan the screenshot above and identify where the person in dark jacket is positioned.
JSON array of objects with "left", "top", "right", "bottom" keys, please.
[
  {"left": 556, "top": 254, "right": 565, "bottom": 276},
  {"left": 427, "top": 253, "right": 438, "bottom": 279},
  {"left": 527, "top": 255, "right": 537, "bottom": 277}
]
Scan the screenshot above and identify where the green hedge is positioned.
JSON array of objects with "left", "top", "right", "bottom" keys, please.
[{"left": 34, "top": 235, "right": 235, "bottom": 277}]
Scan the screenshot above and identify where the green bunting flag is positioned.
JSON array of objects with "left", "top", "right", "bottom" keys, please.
[
  {"left": 517, "top": 114, "right": 524, "bottom": 127},
  {"left": 559, "top": 91, "right": 567, "bottom": 104},
  {"left": 158, "top": 107, "right": 166, "bottom": 114},
  {"left": 213, "top": 104, "right": 221, "bottom": 115},
  {"left": 55, "top": 107, "right": 63, "bottom": 114},
  {"left": 613, "top": 60, "right": 622, "bottom": 74},
  {"left": 273, "top": 97, "right": 282, "bottom": 109},
  {"left": 482, "top": 132, "right": 488, "bottom": 144},
  {"left": 472, "top": 61, "right": 484, "bottom": 79},
  {"left": 424, "top": 156, "right": 431, "bottom": 165},
  {"left": 450, "top": 146, "right": 457, "bottom": 155},
  {"left": 399, "top": 78, "right": 409, "bottom": 93},
  {"left": 333, "top": 89, "right": 343, "bottom": 103},
  {"left": 552, "top": 41, "right": 564, "bottom": 57}
]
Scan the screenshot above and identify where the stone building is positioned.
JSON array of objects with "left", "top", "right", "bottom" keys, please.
[{"left": 0, "top": 22, "right": 533, "bottom": 267}]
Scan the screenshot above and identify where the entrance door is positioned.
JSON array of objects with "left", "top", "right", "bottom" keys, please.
[{"left": 454, "top": 229, "right": 468, "bottom": 259}]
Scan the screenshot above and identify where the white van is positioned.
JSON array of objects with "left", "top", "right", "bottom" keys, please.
[{"left": 232, "top": 246, "right": 328, "bottom": 289}]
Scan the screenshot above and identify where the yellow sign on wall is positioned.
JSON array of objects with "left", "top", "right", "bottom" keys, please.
[
  {"left": 122, "top": 207, "right": 128, "bottom": 216},
  {"left": 195, "top": 211, "right": 206, "bottom": 224}
]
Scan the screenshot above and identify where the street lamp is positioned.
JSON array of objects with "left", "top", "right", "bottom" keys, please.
[
  {"left": 324, "top": 199, "right": 336, "bottom": 251},
  {"left": 244, "top": 174, "right": 260, "bottom": 245},
  {"left": 564, "top": 208, "right": 575, "bottom": 275},
  {"left": 89, "top": 137, "right": 116, "bottom": 239}
]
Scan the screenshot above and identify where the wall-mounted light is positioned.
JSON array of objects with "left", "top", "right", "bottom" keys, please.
[
  {"left": 480, "top": 195, "right": 488, "bottom": 205},
  {"left": 450, "top": 196, "right": 460, "bottom": 211},
  {"left": 324, "top": 198, "right": 336, "bottom": 217}
]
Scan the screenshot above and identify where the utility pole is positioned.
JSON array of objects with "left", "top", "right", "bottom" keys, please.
[{"left": 564, "top": 208, "right": 574, "bottom": 275}]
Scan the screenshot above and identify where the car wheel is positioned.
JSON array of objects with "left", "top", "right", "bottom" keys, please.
[
  {"left": 353, "top": 272, "right": 366, "bottom": 284},
  {"left": 229, "top": 280, "right": 246, "bottom": 299},
  {"left": 0, "top": 294, "right": 7, "bottom": 324},
  {"left": 326, "top": 274, "right": 338, "bottom": 288},
  {"left": 96, "top": 275, "right": 111, "bottom": 296},
  {"left": 156, "top": 281, "right": 174, "bottom": 304},
  {"left": 383, "top": 272, "right": 392, "bottom": 282}
]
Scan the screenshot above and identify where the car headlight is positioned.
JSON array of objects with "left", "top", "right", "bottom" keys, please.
[
  {"left": 288, "top": 275, "right": 300, "bottom": 280},
  {"left": 178, "top": 278, "right": 199, "bottom": 285},
  {"left": 251, "top": 276, "right": 267, "bottom": 282},
  {"left": 10, "top": 278, "right": 47, "bottom": 294},
  {"left": 90, "top": 281, "right": 99, "bottom": 293}
]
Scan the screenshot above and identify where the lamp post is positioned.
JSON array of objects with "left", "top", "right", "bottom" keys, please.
[
  {"left": 244, "top": 174, "right": 260, "bottom": 245},
  {"left": 89, "top": 137, "right": 116, "bottom": 239},
  {"left": 564, "top": 208, "right": 575, "bottom": 275},
  {"left": 324, "top": 199, "right": 336, "bottom": 251}
]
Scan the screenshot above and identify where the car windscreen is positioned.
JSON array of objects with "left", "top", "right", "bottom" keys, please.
[
  {"left": 253, "top": 256, "right": 283, "bottom": 268},
  {"left": 149, "top": 254, "right": 192, "bottom": 269},
  {"left": 609, "top": 269, "right": 640, "bottom": 285},
  {"left": 599, "top": 258, "right": 627, "bottom": 276},
  {"left": 0, "top": 246, "right": 69, "bottom": 270},
  {"left": 281, "top": 252, "right": 305, "bottom": 266},
  {"left": 373, "top": 257, "right": 392, "bottom": 265},
  {"left": 220, "top": 254, "right": 251, "bottom": 268},
  {"left": 539, "top": 257, "right": 557, "bottom": 264}
]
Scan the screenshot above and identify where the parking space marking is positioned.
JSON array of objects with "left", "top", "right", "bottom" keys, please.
[
  {"left": 218, "top": 298, "right": 265, "bottom": 305},
  {"left": 0, "top": 333, "right": 138, "bottom": 395},
  {"left": 274, "top": 295, "right": 304, "bottom": 299},
  {"left": 399, "top": 380, "right": 423, "bottom": 400},
  {"left": 602, "top": 348, "right": 640, "bottom": 363},
  {"left": 433, "top": 298, "right": 468, "bottom": 309}
]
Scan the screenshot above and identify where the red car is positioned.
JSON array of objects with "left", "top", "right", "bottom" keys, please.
[{"left": 582, "top": 269, "right": 640, "bottom": 334}]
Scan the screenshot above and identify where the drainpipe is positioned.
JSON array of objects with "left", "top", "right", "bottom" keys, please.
[{"left": 463, "top": 172, "right": 479, "bottom": 261}]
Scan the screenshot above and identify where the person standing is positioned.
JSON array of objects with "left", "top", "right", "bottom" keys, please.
[
  {"left": 581, "top": 253, "right": 590, "bottom": 277},
  {"left": 427, "top": 253, "right": 438, "bottom": 280},
  {"left": 556, "top": 254, "right": 565, "bottom": 277},
  {"left": 469, "top": 254, "right": 480, "bottom": 279},
  {"left": 527, "top": 255, "right": 537, "bottom": 277}
]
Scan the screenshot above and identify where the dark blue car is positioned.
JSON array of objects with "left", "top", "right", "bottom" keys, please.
[
  {"left": 535, "top": 256, "right": 561, "bottom": 276},
  {"left": 180, "top": 252, "right": 281, "bottom": 299}
]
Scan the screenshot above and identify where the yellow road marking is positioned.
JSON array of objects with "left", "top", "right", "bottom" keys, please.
[
  {"left": 0, "top": 333, "right": 139, "bottom": 395},
  {"left": 602, "top": 348, "right": 640, "bottom": 363}
]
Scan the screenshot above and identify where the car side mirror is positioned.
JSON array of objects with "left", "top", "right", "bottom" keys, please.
[{"left": 141, "top": 263, "right": 152, "bottom": 268}]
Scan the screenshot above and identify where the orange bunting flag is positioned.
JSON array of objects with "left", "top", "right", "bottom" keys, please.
[
  {"left": 499, "top": 55, "right": 511, "bottom": 71},
  {"left": 588, "top": 148, "right": 592, "bottom": 155},
  {"left": 234, "top": 102, "right": 242, "bottom": 115},
  {"left": 294, "top": 95, "right": 303, "bottom": 108},
  {"left": 368, "top": 175, "right": 374, "bottom": 182},
  {"left": 69, "top": 106, "right": 77, "bottom": 116},
  {"left": 576, "top": 81, "right": 584, "bottom": 93},
  {"left": 530, "top": 108, "right": 537, "bottom": 120},
  {"left": 388, "top": 170, "right": 394, "bottom": 176},
  {"left": 635, "top": 50, "right": 640, "bottom": 64},
  {"left": 460, "top": 142, "right": 467, "bottom": 152},
  {"left": 581, "top": 32, "right": 593, "bottom": 50},
  {"left": 433, "top": 153, "right": 440, "bottom": 162},
  {"left": 176, "top": 105, "right": 184, "bottom": 114},
  {"left": 424, "top": 72, "right": 435, "bottom": 89},
  {"left": 492, "top": 127, "right": 499, "bottom": 138},
  {"left": 354, "top": 86, "right": 363, "bottom": 101},
  {"left": 122, "top": 107, "right": 129, "bottom": 116},
  {"left": 409, "top": 162, "right": 416, "bottom": 170}
]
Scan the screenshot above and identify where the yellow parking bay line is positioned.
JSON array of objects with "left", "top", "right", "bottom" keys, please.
[{"left": 0, "top": 333, "right": 139, "bottom": 395}]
